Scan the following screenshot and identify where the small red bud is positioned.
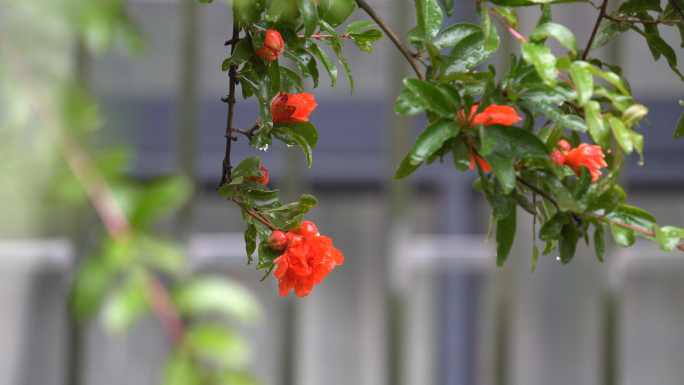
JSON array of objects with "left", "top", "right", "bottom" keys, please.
[
  {"left": 557, "top": 140, "right": 571, "bottom": 152},
  {"left": 246, "top": 165, "right": 269, "bottom": 185},
  {"left": 551, "top": 150, "right": 566, "bottom": 166},
  {"left": 291, "top": 221, "right": 319, "bottom": 237},
  {"left": 254, "top": 30, "right": 284, "bottom": 61},
  {"left": 268, "top": 230, "right": 289, "bottom": 251}
]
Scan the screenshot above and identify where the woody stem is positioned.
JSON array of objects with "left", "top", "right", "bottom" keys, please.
[
  {"left": 218, "top": 11, "right": 240, "bottom": 188},
  {"left": 232, "top": 198, "right": 278, "bottom": 231}
]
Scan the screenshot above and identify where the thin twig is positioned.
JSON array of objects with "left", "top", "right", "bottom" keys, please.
[
  {"left": 144, "top": 275, "right": 188, "bottom": 345},
  {"left": 582, "top": 0, "right": 610, "bottom": 61},
  {"left": 516, "top": 176, "right": 560, "bottom": 210},
  {"left": 355, "top": 0, "right": 425, "bottom": 80},
  {"left": 231, "top": 119, "right": 263, "bottom": 140},
  {"left": 489, "top": 10, "right": 527, "bottom": 42},
  {"left": 302, "top": 34, "right": 354, "bottom": 39},
  {"left": 232, "top": 198, "right": 278, "bottom": 231},
  {"left": 604, "top": 15, "right": 682, "bottom": 24},
  {"left": 218, "top": 15, "right": 240, "bottom": 188}
]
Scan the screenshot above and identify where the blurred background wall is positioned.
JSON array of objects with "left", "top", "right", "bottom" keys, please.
[{"left": 1, "top": 0, "right": 684, "bottom": 385}]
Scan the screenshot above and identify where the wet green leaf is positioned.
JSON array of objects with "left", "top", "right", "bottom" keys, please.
[
  {"left": 296, "top": 0, "right": 319, "bottom": 37},
  {"left": 496, "top": 205, "right": 517, "bottom": 266},
  {"left": 570, "top": 61, "right": 593, "bottom": 106},
  {"left": 521, "top": 42, "right": 557, "bottom": 86},
  {"left": 529, "top": 23, "right": 577, "bottom": 52},
  {"left": 404, "top": 78, "right": 457, "bottom": 118},
  {"left": 395, "top": 88, "right": 428, "bottom": 115},
  {"left": 407, "top": 119, "right": 461, "bottom": 166},
  {"left": 318, "top": 0, "right": 356, "bottom": 27},
  {"left": 308, "top": 43, "right": 337, "bottom": 87},
  {"left": 222, "top": 38, "right": 253, "bottom": 70},
  {"left": 486, "top": 124, "right": 549, "bottom": 158},
  {"left": 484, "top": 152, "right": 516, "bottom": 194}
]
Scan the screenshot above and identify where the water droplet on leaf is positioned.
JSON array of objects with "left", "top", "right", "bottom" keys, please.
[{"left": 259, "top": 144, "right": 269, "bottom": 152}]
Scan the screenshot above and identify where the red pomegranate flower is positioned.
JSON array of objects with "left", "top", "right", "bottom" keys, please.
[
  {"left": 272, "top": 224, "right": 344, "bottom": 297},
  {"left": 270, "top": 92, "right": 317, "bottom": 124},
  {"left": 254, "top": 30, "right": 284, "bottom": 61},
  {"left": 564, "top": 143, "right": 607, "bottom": 182},
  {"left": 460, "top": 105, "right": 522, "bottom": 171}
]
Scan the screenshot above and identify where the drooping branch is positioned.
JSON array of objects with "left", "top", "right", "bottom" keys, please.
[
  {"left": 232, "top": 198, "right": 278, "bottom": 231},
  {"left": 355, "top": 0, "right": 425, "bottom": 80},
  {"left": 582, "top": 0, "right": 610, "bottom": 61}
]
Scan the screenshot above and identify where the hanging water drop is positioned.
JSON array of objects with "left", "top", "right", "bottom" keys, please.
[
  {"left": 259, "top": 144, "right": 269, "bottom": 152},
  {"left": 287, "top": 144, "right": 293, "bottom": 148},
  {"left": 556, "top": 256, "right": 561, "bottom": 261}
]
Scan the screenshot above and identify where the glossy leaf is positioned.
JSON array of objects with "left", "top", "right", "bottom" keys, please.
[
  {"left": 559, "top": 223, "right": 578, "bottom": 264},
  {"left": 517, "top": 100, "right": 588, "bottom": 132},
  {"left": 245, "top": 221, "right": 257, "bottom": 261},
  {"left": 530, "top": 23, "right": 577, "bottom": 52},
  {"left": 274, "top": 126, "right": 313, "bottom": 168},
  {"left": 674, "top": 109, "right": 684, "bottom": 139},
  {"left": 403, "top": 78, "right": 456, "bottom": 118},
  {"left": 486, "top": 124, "right": 548, "bottom": 158},
  {"left": 655, "top": 225, "right": 680, "bottom": 252},
  {"left": 344, "top": 20, "right": 376, "bottom": 34},
  {"left": 570, "top": 61, "right": 593, "bottom": 106},
  {"left": 621, "top": 104, "right": 648, "bottom": 127},
  {"left": 540, "top": 212, "right": 565, "bottom": 241},
  {"left": 610, "top": 223, "right": 636, "bottom": 247},
  {"left": 521, "top": 42, "right": 557, "bottom": 86},
  {"left": 283, "top": 47, "right": 319, "bottom": 88},
  {"left": 232, "top": 156, "right": 263, "bottom": 178},
  {"left": 279, "top": 67, "right": 305, "bottom": 94},
  {"left": 444, "top": 30, "right": 494, "bottom": 74},
  {"left": 308, "top": 43, "right": 337, "bottom": 87},
  {"left": 496, "top": 205, "right": 517, "bottom": 266},
  {"left": 394, "top": 151, "right": 422, "bottom": 180},
  {"left": 605, "top": 204, "right": 656, "bottom": 240},
  {"left": 322, "top": 37, "right": 354, "bottom": 93},
  {"left": 484, "top": 152, "right": 516, "bottom": 194},
  {"left": 395, "top": 88, "right": 428, "bottom": 115},
  {"left": 452, "top": 139, "right": 471, "bottom": 171},
  {"left": 407, "top": 119, "right": 461, "bottom": 166},
  {"left": 349, "top": 29, "right": 383, "bottom": 53},
  {"left": 585, "top": 100, "right": 610, "bottom": 149},
  {"left": 440, "top": 0, "right": 455, "bottom": 16},
  {"left": 432, "top": 23, "right": 481, "bottom": 49},
  {"left": 317, "top": 0, "right": 356, "bottom": 27},
  {"left": 415, "top": 0, "right": 444, "bottom": 41},
  {"left": 594, "top": 225, "right": 605, "bottom": 262},
  {"left": 296, "top": 0, "right": 319, "bottom": 37},
  {"left": 222, "top": 38, "right": 253, "bottom": 71}
]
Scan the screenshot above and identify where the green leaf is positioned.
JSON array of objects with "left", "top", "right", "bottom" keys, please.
[
  {"left": 296, "top": 0, "right": 319, "bottom": 37},
  {"left": 619, "top": 0, "right": 663, "bottom": 13},
  {"left": 222, "top": 38, "right": 253, "bottom": 71},
  {"left": 559, "top": 223, "right": 578, "bottom": 264},
  {"left": 173, "top": 277, "right": 262, "bottom": 323},
  {"left": 481, "top": 7, "right": 500, "bottom": 51},
  {"left": 529, "top": 23, "right": 577, "bottom": 52},
  {"left": 232, "top": 156, "right": 263, "bottom": 178},
  {"left": 318, "top": 19, "right": 345, "bottom": 45},
  {"left": 308, "top": 43, "right": 337, "bottom": 87},
  {"left": 318, "top": 0, "right": 356, "bottom": 28},
  {"left": 486, "top": 124, "right": 549, "bottom": 158},
  {"left": 594, "top": 85, "right": 635, "bottom": 111},
  {"left": 243, "top": 190, "right": 280, "bottom": 208},
  {"left": 621, "top": 104, "right": 648, "bottom": 127},
  {"left": 585, "top": 100, "right": 610, "bottom": 149},
  {"left": 407, "top": 119, "right": 461, "bottom": 166},
  {"left": 136, "top": 235, "right": 186, "bottom": 276},
  {"left": 438, "top": 84, "right": 463, "bottom": 111},
  {"left": 594, "top": 225, "right": 605, "bottom": 262},
  {"left": 245, "top": 221, "right": 257, "bottom": 262},
  {"left": 570, "top": 61, "right": 593, "bottom": 106},
  {"left": 440, "top": 0, "right": 455, "bottom": 16},
  {"left": 521, "top": 42, "right": 557, "bottom": 86},
  {"left": 496, "top": 205, "right": 517, "bottom": 266},
  {"left": 590, "top": 19, "right": 627, "bottom": 51},
  {"left": 269, "top": 60, "right": 281, "bottom": 99},
  {"left": 350, "top": 29, "right": 383, "bottom": 53},
  {"left": 394, "top": 151, "right": 422, "bottom": 180},
  {"left": 239, "top": 77, "right": 257, "bottom": 99},
  {"left": 322, "top": 37, "right": 354, "bottom": 92},
  {"left": 257, "top": 241, "right": 280, "bottom": 269},
  {"left": 403, "top": 78, "right": 457, "bottom": 118},
  {"left": 493, "top": 7, "right": 519, "bottom": 29},
  {"left": 252, "top": 30, "right": 266, "bottom": 51},
  {"left": 628, "top": 24, "right": 684, "bottom": 80},
  {"left": 484, "top": 152, "right": 516, "bottom": 194},
  {"left": 70, "top": 257, "right": 117, "bottom": 320},
  {"left": 275, "top": 126, "right": 313, "bottom": 167},
  {"left": 344, "top": 20, "right": 376, "bottom": 34},
  {"left": 163, "top": 354, "right": 201, "bottom": 385},
  {"left": 604, "top": 204, "right": 656, "bottom": 240},
  {"left": 674, "top": 109, "right": 684, "bottom": 139},
  {"left": 524, "top": 168, "right": 586, "bottom": 212},
  {"left": 610, "top": 223, "right": 636, "bottom": 247},
  {"left": 279, "top": 67, "right": 305, "bottom": 94},
  {"left": 655, "top": 225, "right": 680, "bottom": 252},
  {"left": 540, "top": 212, "right": 565, "bottom": 241},
  {"left": 277, "top": 121, "right": 319, "bottom": 148},
  {"left": 431, "top": 23, "right": 482, "bottom": 50},
  {"left": 283, "top": 47, "right": 319, "bottom": 88},
  {"left": 415, "top": 0, "right": 444, "bottom": 41},
  {"left": 444, "top": 29, "right": 494, "bottom": 74},
  {"left": 395, "top": 88, "right": 428, "bottom": 115},
  {"left": 517, "top": 100, "right": 588, "bottom": 132},
  {"left": 130, "top": 175, "right": 193, "bottom": 229},
  {"left": 188, "top": 324, "right": 251, "bottom": 367},
  {"left": 452, "top": 139, "right": 471, "bottom": 171},
  {"left": 608, "top": 116, "right": 634, "bottom": 154},
  {"left": 516, "top": 192, "right": 538, "bottom": 215},
  {"left": 100, "top": 270, "right": 149, "bottom": 334}
]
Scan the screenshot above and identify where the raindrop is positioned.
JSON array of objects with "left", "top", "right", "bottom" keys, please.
[
  {"left": 556, "top": 256, "right": 561, "bottom": 261},
  {"left": 637, "top": 161, "right": 644, "bottom": 166},
  {"left": 287, "top": 144, "right": 293, "bottom": 148},
  {"left": 259, "top": 144, "right": 269, "bottom": 152}
]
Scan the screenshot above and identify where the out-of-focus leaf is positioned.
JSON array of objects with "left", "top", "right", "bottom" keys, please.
[
  {"left": 570, "top": 61, "right": 593, "bottom": 106},
  {"left": 540, "top": 212, "right": 566, "bottom": 241},
  {"left": 188, "top": 324, "right": 251, "bottom": 368},
  {"left": 296, "top": 0, "right": 319, "bottom": 37},
  {"left": 318, "top": 0, "right": 356, "bottom": 28},
  {"left": 628, "top": 24, "right": 684, "bottom": 80},
  {"left": 130, "top": 175, "right": 193, "bottom": 229},
  {"left": 594, "top": 224, "right": 605, "bottom": 262},
  {"left": 585, "top": 100, "right": 610, "bottom": 149},
  {"left": 100, "top": 269, "right": 150, "bottom": 334},
  {"left": 673, "top": 108, "right": 684, "bottom": 139},
  {"left": 163, "top": 353, "right": 201, "bottom": 385},
  {"left": 496, "top": 205, "right": 517, "bottom": 266},
  {"left": 486, "top": 124, "right": 548, "bottom": 158},
  {"left": 173, "top": 277, "right": 262, "bottom": 323},
  {"left": 604, "top": 204, "right": 656, "bottom": 240},
  {"left": 559, "top": 223, "right": 578, "bottom": 264},
  {"left": 395, "top": 88, "right": 428, "bottom": 115},
  {"left": 610, "top": 223, "right": 636, "bottom": 247},
  {"left": 655, "top": 225, "right": 680, "bottom": 252}
]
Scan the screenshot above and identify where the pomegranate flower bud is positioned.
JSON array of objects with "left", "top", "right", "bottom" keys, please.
[
  {"left": 291, "top": 221, "right": 319, "bottom": 237},
  {"left": 270, "top": 92, "right": 317, "bottom": 124},
  {"left": 550, "top": 150, "right": 566, "bottom": 166},
  {"left": 557, "top": 140, "right": 571, "bottom": 152},
  {"left": 245, "top": 165, "right": 269, "bottom": 185},
  {"left": 564, "top": 143, "right": 608, "bottom": 182},
  {"left": 268, "top": 230, "right": 289, "bottom": 251},
  {"left": 254, "top": 30, "right": 284, "bottom": 61}
]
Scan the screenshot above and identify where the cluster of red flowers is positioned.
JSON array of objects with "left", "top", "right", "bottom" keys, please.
[
  {"left": 551, "top": 140, "right": 607, "bottom": 182},
  {"left": 269, "top": 222, "right": 344, "bottom": 297},
  {"left": 459, "top": 104, "right": 523, "bottom": 172}
]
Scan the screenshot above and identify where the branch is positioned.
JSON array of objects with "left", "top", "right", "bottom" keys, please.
[
  {"left": 516, "top": 176, "right": 560, "bottom": 211},
  {"left": 231, "top": 119, "right": 262, "bottom": 140},
  {"left": 667, "top": 0, "right": 684, "bottom": 26},
  {"left": 303, "top": 34, "right": 354, "bottom": 39},
  {"left": 232, "top": 198, "right": 278, "bottom": 231},
  {"left": 355, "top": 0, "right": 425, "bottom": 80},
  {"left": 144, "top": 275, "right": 188, "bottom": 346},
  {"left": 582, "top": 0, "right": 610, "bottom": 61},
  {"left": 218, "top": 15, "right": 240, "bottom": 188},
  {"left": 605, "top": 15, "right": 682, "bottom": 24}
]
